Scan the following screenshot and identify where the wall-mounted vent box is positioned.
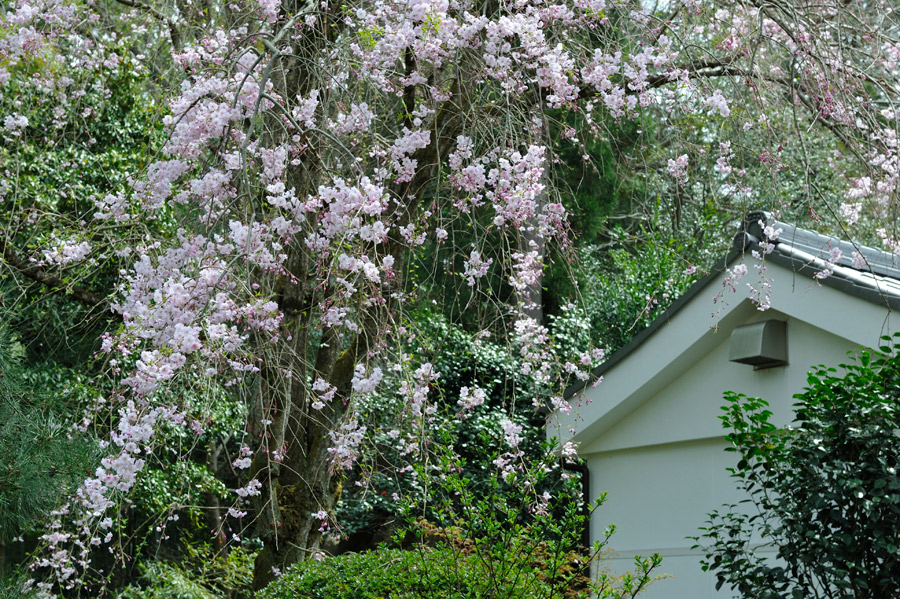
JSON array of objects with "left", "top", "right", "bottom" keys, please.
[{"left": 729, "top": 320, "right": 788, "bottom": 369}]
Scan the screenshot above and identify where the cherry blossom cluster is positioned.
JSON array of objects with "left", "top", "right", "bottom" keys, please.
[{"left": 328, "top": 418, "right": 368, "bottom": 471}]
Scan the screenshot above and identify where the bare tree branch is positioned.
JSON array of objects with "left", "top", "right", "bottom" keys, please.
[
  {"left": 0, "top": 238, "right": 110, "bottom": 309},
  {"left": 111, "top": 0, "right": 181, "bottom": 51}
]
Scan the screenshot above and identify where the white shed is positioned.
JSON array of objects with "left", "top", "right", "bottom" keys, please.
[{"left": 549, "top": 213, "right": 900, "bottom": 598}]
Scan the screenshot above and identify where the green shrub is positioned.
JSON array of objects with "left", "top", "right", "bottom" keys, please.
[
  {"left": 118, "top": 562, "right": 218, "bottom": 599},
  {"left": 257, "top": 544, "right": 561, "bottom": 599},
  {"left": 117, "top": 545, "right": 255, "bottom": 599},
  {"left": 697, "top": 335, "right": 900, "bottom": 598},
  {"left": 264, "top": 439, "right": 662, "bottom": 599}
]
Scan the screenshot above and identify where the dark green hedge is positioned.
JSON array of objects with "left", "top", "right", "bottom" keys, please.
[{"left": 257, "top": 546, "right": 560, "bottom": 599}]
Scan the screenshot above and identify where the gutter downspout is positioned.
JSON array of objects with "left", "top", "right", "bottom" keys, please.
[{"left": 561, "top": 459, "right": 591, "bottom": 549}]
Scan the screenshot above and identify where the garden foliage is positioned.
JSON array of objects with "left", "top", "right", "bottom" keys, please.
[
  {"left": 264, "top": 440, "right": 662, "bottom": 599},
  {"left": 0, "top": 324, "right": 97, "bottom": 593},
  {"left": 3, "top": 0, "right": 900, "bottom": 594}
]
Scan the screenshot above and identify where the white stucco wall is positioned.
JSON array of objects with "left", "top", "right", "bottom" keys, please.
[
  {"left": 582, "top": 315, "right": 869, "bottom": 598},
  {"left": 588, "top": 439, "right": 749, "bottom": 599}
]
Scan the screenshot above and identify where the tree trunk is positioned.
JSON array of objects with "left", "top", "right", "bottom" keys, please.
[{"left": 248, "top": 16, "right": 463, "bottom": 586}]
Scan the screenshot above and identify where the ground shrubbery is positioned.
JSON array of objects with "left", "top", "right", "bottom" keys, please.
[
  {"left": 258, "top": 544, "right": 561, "bottom": 599},
  {"left": 263, "top": 440, "right": 661, "bottom": 599},
  {"left": 116, "top": 544, "right": 254, "bottom": 599},
  {"left": 259, "top": 534, "right": 651, "bottom": 599}
]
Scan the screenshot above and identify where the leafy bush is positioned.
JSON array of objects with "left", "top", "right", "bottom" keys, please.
[
  {"left": 117, "top": 544, "right": 254, "bottom": 599},
  {"left": 697, "top": 336, "right": 900, "bottom": 599},
  {"left": 258, "top": 544, "right": 562, "bottom": 599},
  {"left": 335, "top": 310, "right": 551, "bottom": 540},
  {"left": 278, "top": 439, "right": 662, "bottom": 599},
  {"left": 574, "top": 210, "right": 729, "bottom": 355},
  {"left": 262, "top": 523, "right": 659, "bottom": 599}
]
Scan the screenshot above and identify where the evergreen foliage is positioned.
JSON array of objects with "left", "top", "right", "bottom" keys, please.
[{"left": 0, "top": 323, "right": 97, "bottom": 585}]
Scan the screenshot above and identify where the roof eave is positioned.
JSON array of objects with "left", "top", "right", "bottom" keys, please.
[{"left": 563, "top": 212, "right": 900, "bottom": 401}]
